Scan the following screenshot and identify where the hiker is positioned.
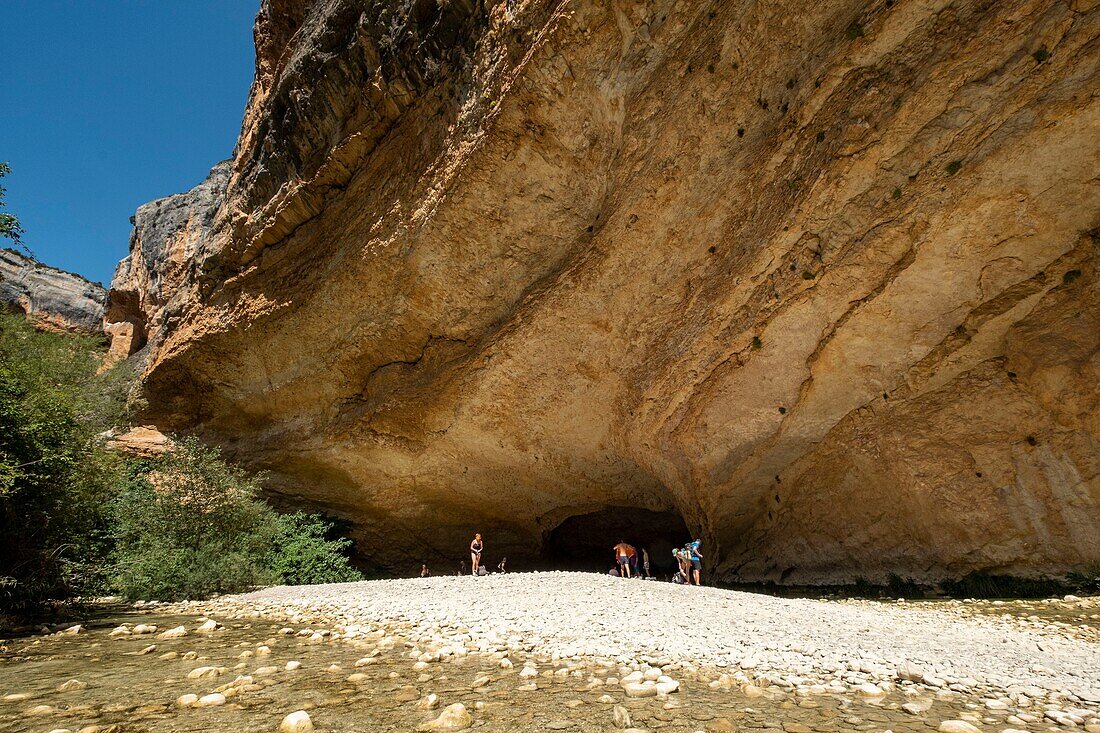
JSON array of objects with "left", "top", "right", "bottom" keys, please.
[
  {"left": 470, "top": 533, "right": 484, "bottom": 575},
  {"left": 497, "top": 557, "right": 507, "bottom": 573},
  {"left": 420, "top": 564, "right": 430, "bottom": 577},
  {"left": 642, "top": 548, "right": 651, "bottom": 579},
  {"left": 612, "top": 540, "right": 636, "bottom": 578},
  {"left": 672, "top": 548, "right": 688, "bottom": 583},
  {"left": 689, "top": 538, "right": 703, "bottom": 585}
]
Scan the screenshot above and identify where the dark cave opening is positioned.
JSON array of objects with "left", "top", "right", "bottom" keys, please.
[{"left": 544, "top": 506, "right": 691, "bottom": 576}]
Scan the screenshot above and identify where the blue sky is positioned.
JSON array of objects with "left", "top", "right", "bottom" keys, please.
[{"left": 1, "top": 1, "right": 259, "bottom": 285}]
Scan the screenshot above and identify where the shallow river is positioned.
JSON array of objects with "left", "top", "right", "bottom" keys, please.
[{"left": 2, "top": 604, "right": 1086, "bottom": 732}]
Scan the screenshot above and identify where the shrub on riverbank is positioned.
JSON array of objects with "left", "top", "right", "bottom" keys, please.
[
  {"left": 112, "top": 438, "right": 362, "bottom": 601},
  {"left": 1, "top": 315, "right": 362, "bottom": 613}
]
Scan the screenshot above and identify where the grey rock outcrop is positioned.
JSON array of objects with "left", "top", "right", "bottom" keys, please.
[
  {"left": 0, "top": 249, "right": 106, "bottom": 334},
  {"left": 104, "top": 160, "right": 230, "bottom": 361}
]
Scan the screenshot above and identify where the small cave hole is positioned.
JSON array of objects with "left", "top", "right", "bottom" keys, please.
[
  {"left": 544, "top": 506, "right": 690, "bottom": 575},
  {"left": 1026, "top": 435, "right": 1038, "bottom": 446}
]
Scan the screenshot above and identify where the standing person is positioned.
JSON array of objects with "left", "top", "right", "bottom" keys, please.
[
  {"left": 420, "top": 564, "right": 430, "bottom": 577},
  {"left": 642, "top": 549, "right": 651, "bottom": 579},
  {"left": 689, "top": 538, "right": 703, "bottom": 585},
  {"left": 497, "top": 557, "right": 507, "bottom": 573},
  {"left": 612, "top": 540, "right": 636, "bottom": 578},
  {"left": 470, "top": 533, "right": 484, "bottom": 576}
]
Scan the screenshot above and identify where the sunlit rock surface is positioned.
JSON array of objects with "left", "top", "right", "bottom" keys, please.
[{"left": 106, "top": 0, "right": 1100, "bottom": 581}]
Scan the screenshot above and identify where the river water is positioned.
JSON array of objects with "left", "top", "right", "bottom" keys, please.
[{"left": 0, "top": 602, "right": 1092, "bottom": 732}]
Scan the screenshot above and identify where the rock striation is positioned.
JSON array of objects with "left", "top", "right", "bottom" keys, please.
[
  {"left": 0, "top": 249, "right": 106, "bottom": 335},
  {"left": 107, "top": 0, "right": 1100, "bottom": 582}
]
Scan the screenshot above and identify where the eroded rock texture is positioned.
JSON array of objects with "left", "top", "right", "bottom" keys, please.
[
  {"left": 107, "top": 0, "right": 1100, "bottom": 581},
  {"left": 1, "top": 249, "right": 106, "bottom": 335}
]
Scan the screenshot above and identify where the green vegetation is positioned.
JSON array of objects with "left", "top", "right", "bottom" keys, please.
[
  {"left": 1062, "top": 269, "right": 1082, "bottom": 285},
  {"left": 0, "top": 163, "right": 26, "bottom": 249},
  {"left": 945, "top": 160, "right": 962, "bottom": 176},
  {"left": 845, "top": 22, "right": 865, "bottom": 40},
  {"left": 112, "top": 439, "right": 362, "bottom": 602},
  {"left": 891, "top": 187, "right": 902, "bottom": 200},
  {"left": 268, "top": 512, "right": 363, "bottom": 586},
  {"left": 1067, "top": 568, "right": 1100, "bottom": 594},
  {"left": 1, "top": 315, "right": 360, "bottom": 617},
  {"left": 111, "top": 439, "right": 280, "bottom": 601},
  {"left": 940, "top": 572, "right": 1065, "bottom": 600},
  {"left": 751, "top": 335, "right": 762, "bottom": 350},
  {"left": 0, "top": 314, "right": 131, "bottom": 612},
  {"left": 1032, "top": 46, "right": 1050, "bottom": 63}
]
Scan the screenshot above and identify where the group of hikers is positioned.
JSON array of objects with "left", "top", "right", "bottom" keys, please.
[
  {"left": 420, "top": 533, "right": 705, "bottom": 585},
  {"left": 612, "top": 538, "right": 704, "bottom": 585}
]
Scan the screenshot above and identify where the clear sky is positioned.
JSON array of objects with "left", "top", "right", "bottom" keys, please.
[{"left": 1, "top": 1, "right": 259, "bottom": 286}]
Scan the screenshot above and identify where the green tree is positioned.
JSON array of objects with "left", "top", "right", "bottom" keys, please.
[
  {"left": 0, "top": 162, "right": 27, "bottom": 251},
  {"left": 0, "top": 315, "right": 132, "bottom": 613},
  {"left": 111, "top": 438, "right": 279, "bottom": 601},
  {"left": 112, "top": 439, "right": 362, "bottom": 601}
]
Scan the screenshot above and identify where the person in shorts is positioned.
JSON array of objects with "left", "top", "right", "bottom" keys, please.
[
  {"left": 688, "top": 538, "right": 703, "bottom": 585},
  {"left": 612, "top": 540, "right": 636, "bottom": 578}
]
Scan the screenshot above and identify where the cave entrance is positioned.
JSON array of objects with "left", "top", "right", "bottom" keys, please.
[{"left": 544, "top": 506, "right": 691, "bottom": 576}]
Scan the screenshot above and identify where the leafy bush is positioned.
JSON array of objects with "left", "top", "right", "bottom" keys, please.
[
  {"left": 0, "top": 162, "right": 25, "bottom": 248},
  {"left": 939, "top": 572, "right": 1064, "bottom": 599},
  {"left": 0, "top": 315, "right": 131, "bottom": 613},
  {"left": 1066, "top": 568, "right": 1100, "bottom": 594},
  {"left": 111, "top": 439, "right": 278, "bottom": 600},
  {"left": 112, "top": 439, "right": 361, "bottom": 600},
  {"left": 268, "top": 512, "right": 363, "bottom": 586}
]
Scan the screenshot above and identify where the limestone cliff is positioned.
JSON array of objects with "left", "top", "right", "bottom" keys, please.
[
  {"left": 107, "top": 0, "right": 1100, "bottom": 582},
  {"left": 1, "top": 249, "right": 106, "bottom": 335}
]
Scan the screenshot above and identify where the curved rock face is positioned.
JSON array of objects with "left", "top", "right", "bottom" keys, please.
[
  {"left": 1, "top": 249, "right": 106, "bottom": 335},
  {"left": 108, "top": 0, "right": 1100, "bottom": 582}
]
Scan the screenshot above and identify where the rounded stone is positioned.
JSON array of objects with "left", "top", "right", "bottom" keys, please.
[{"left": 280, "top": 710, "right": 314, "bottom": 733}]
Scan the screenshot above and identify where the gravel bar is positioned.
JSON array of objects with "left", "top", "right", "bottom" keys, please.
[{"left": 199, "top": 572, "right": 1099, "bottom": 703}]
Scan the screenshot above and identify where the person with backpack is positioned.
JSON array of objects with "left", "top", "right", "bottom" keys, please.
[{"left": 688, "top": 538, "right": 703, "bottom": 585}]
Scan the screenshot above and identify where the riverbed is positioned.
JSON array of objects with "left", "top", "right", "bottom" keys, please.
[{"left": 1, "top": 573, "right": 1097, "bottom": 732}]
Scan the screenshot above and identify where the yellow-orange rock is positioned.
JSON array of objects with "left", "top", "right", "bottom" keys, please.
[{"left": 105, "top": 0, "right": 1099, "bottom": 582}]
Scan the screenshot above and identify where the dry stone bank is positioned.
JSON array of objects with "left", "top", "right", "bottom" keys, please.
[{"left": 176, "top": 573, "right": 1100, "bottom": 709}]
